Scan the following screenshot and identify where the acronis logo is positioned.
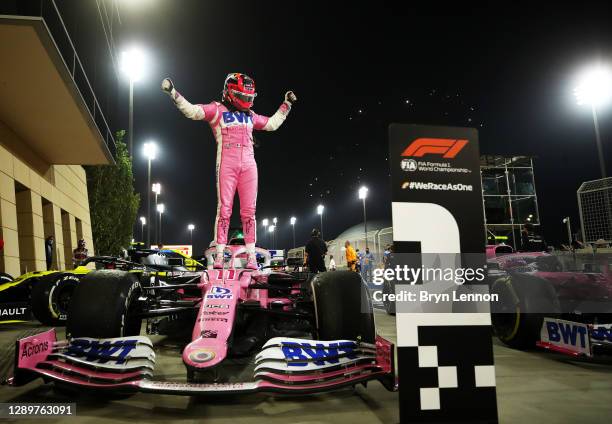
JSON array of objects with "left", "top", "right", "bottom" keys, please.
[{"left": 222, "top": 111, "right": 253, "bottom": 125}]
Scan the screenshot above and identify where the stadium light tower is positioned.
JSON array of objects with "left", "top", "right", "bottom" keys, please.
[
  {"left": 188, "top": 223, "right": 195, "bottom": 246},
  {"left": 317, "top": 204, "right": 324, "bottom": 240},
  {"left": 152, "top": 182, "right": 161, "bottom": 243},
  {"left": 562, "top": 217, "right": 572, "bottom": 248},
  {"left": 290, "top": 216, "right": 297, "bottom": 248},
  {"left": 156, "top": 203, "right": 165, "bottom": 245},
  {"left": 359, "top": 186, "right": 369, "bottom": 249},
  {"left": 139, "top": 216, "right": 146, "bottom": 242},
  {"left": 574, "top": 64, "right": 612, "bottom": 178},
  {"left": 269, "top": 225, "right": 276, "bottom": 249},
  {"left": 120, "top": 47, "right": 146, "bottom": 158},
  {"left": 143, "top": 141, "right": 157, "bottom": 247}
]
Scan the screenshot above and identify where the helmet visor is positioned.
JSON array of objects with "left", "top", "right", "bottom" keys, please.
[{"left": 231, "top": 90, "right": 256, "bottom": 104}]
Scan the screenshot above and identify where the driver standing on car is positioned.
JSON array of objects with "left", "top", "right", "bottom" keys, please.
[{"left": 162, "top": 73, "right": 296, "bottom": 270}]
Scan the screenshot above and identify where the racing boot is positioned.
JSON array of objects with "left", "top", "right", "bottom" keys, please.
[{"left": 246, "top": 253, "right": 258, "bottom": 270}]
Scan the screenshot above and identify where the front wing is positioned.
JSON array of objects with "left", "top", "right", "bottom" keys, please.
[{"left": 7, "top": 329, "right": 396, "bottom": 395}]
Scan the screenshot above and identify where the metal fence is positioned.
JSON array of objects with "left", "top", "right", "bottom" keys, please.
[{"left": 577, "top": 177, "right": 612, "bottom": 244}]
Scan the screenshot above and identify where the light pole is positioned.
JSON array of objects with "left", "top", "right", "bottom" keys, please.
[
  {"left": 317, "top": 204, "right": 324, "bottom": 240},
  {"left": 269, "top": 225, "right": 276, "bottom": 249},
  {"left": 120, "top": 48, "right": 145, "bottom": 158},
  {"left": 574, "top": 64, "right": 611, "bottom": 178},
  {"left": 157, "top": 203, "right": 165, "bottom": 246},
  {"left": 143, "top": 142, "right": 157, "bottom": 248},
  {"left": 152, "top": 182, "right": 161, "bottom": 244},
  {"left": 359, "top": 186, "right": 369, "bottom": 250},
  {"left": 262, "top": 218, "right": 269, "bottom": 246},
  {"left": 563, "top": 217, "right": 572, "bottom": 247},
  {"left": 188, "top": 224, "right": 195, "bottom": 247},
  {"left": 290, "top": 216, "right": 296, "bottom": 248},
  {"left": 139, "top": 216, "right": 146, "bottom": 242}
]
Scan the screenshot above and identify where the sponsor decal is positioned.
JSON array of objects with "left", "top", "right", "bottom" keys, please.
[
  {"left": 541, "top": 318, "right": 590, "bottom": 356},
  {"left": 591, "top": 324, "right": 612, "bottom": 342},
  {"left": 401, "top": 158, "right": 418, "bottom": 171},
  {"left": 201, "top": 330, "right": 218, "bottom": 339},
  {"left": 188, "top": 348, "right": 215, "bottom": 363},
  {"left": 281, "top": 341, "right": 357, "bottom": 367},
  {"left": 205, "top": 304, "right": 230, "bottom": 309},
  {"left": 0, "top": 303, "right": 30, "bottom": 320},
  {"left": 222, "top": 111, "right": 253, "bottom": 126},
  {"left": 206, "top": 287, "right": 233, "bottom": 299},
  {"left": 21, "top": 340, "right": 50, "bottom": 359},
  {"left": 401, "top": 158, "right": 471, "bottom": 174},
  {"left": 65, "top": 339, "right": 138, "bottom": 364},
  {"left": 140, "top": 380, "right": 256, "bottom": 391},
  {"left": 401, "top": 181, "right": 473, "bottom": 192},
  {"left": 401, "top": 138, "right": 468, "bottom": 159},
  {"left": 203, "top": 317, "right": 229, "bottom": 323},
  {"left": 203, "top": 311, "right": 230, "bottom": 316}
]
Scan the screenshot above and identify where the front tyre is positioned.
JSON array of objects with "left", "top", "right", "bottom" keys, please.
[
  {"left": 312, "top": 271, "right": 375, "bottom": 343},
  {"left": 67, "top": 271, "right": 142, "bottom": 338},
  {"left": 491, "top": 274, "right": 560, "bottom": 349},
  {"left": 31, "top": 274, "right": 80, "bottom": 326}
]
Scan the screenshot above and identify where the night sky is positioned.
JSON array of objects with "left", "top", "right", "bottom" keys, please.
[{"left": 108, "top": 1, "right": 612, "bottom": 252}]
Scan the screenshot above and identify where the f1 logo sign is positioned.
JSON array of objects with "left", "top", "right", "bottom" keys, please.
[{"left": 402, "top": 138, "right": 468, "bottom": 159}]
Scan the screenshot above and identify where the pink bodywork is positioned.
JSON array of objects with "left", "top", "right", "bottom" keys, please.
[
  {"left": 8, "top": 245, "right": 397, "bottom": 395},
  {"left": 183, "top": 245, "right": 296, "bottom": 370}
]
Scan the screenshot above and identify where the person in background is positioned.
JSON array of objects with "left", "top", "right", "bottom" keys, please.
[
  {"left": 45, "top": 235, "right": 54, "bottom": 270},
  {"left": 328, "top": 255, "right": 337, "bottom": 271},
  {"left": 345, "top": 241, "right": 357, "bottom": 271},
  {"left": 304, "top": 228, "right": 327, "bottom": 273},
  {"left": 362, "top": 247, "right": 375, "bottom": 282},
  {"left": 72, "top": 239, "right": 88, "bottom": 267},
  {"left": 356, "top": 248, "right": 362, "bottom": 274},
  {"left": 383, "top": 244, "right": 391, "bottom": 268}
]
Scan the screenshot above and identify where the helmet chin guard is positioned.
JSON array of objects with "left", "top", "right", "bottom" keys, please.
[{"left": 223, "top": 73, "right": 257, "bottom": 111}]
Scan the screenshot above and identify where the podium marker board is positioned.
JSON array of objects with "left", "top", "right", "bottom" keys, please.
[{"left": 389, "top": 124, "right": 498, "bottom": 423}]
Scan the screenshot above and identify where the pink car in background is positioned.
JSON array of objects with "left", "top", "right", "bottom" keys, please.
[
  {"left": 6, "top": 243, "right": 396, "bottom": 396},
  {"left": 487, "top": 245, "right": 612, "bottom": 360}
]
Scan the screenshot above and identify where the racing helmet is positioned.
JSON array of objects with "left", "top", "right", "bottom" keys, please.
[
  {"left": 223, "top": 72, "right": 257, "bottom": 111},
  {"left": 77, "top": 239, "right": 86, "bottom": 248}
]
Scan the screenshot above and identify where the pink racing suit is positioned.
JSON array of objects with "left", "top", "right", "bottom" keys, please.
[{"left": 170, "top": 90, "right": 291, "bottom": 252}]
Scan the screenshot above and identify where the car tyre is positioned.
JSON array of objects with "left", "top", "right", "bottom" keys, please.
[
  {"left": 31, "top": 274, "right": 80, "bottom": 326},
  {"left": 491, "top": 273, "right": 560, "bottom": 349},
  {"left": 312, "top": 271, "right": 376, "bottom": 343},
  {"left": 67, "top": 270, "right": 142, "bottom": 338}
]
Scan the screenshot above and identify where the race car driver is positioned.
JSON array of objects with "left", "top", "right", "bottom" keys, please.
[{"left": 162, "top": 73, "right": 296, "bottom": 269}]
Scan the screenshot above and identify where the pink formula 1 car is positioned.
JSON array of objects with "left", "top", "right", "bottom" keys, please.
[
  {"left": 6, "top": 245, "right": 396, "bottom": 396},
  {"left": 487, "top": 249, "right": 612, "bottom": 360}
]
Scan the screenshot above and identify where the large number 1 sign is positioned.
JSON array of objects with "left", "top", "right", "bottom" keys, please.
[{"left": 389, "top": 124, "right": 499, "bottom": 423}]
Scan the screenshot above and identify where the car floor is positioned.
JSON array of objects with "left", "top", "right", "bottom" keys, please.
[{"left": 1, "top": 310, "right": 611, "bottom": 423}]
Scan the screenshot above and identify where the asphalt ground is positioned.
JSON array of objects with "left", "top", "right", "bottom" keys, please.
[{"left": 1, "top": 309, "right": 611, "bottom": 423}]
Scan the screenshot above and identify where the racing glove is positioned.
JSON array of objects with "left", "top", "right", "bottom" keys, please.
[
  {"left": 260, "top": 91, "right": 297, "bottom": 131},
  {"left": 161, "top": 77, "right": 205, "bottom": 120},
  {"left": 284, "top": 91, "right": 297, "bottom": 105}
]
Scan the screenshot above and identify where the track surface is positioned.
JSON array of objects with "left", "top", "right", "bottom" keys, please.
[{"left": 1, "top": 310, "right": 612, "bottom": 423}]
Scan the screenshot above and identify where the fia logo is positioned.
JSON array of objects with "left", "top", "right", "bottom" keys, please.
[{"left": 401, "top": 158, "right": 418, "bottom": 172}]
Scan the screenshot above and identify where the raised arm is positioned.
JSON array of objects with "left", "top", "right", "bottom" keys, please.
[
  {"left": 253, "top": 91, "right": 297, "bottom": 131},
  {"left": 161, "top": 78, "right": 217, "bottom": 121}
]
